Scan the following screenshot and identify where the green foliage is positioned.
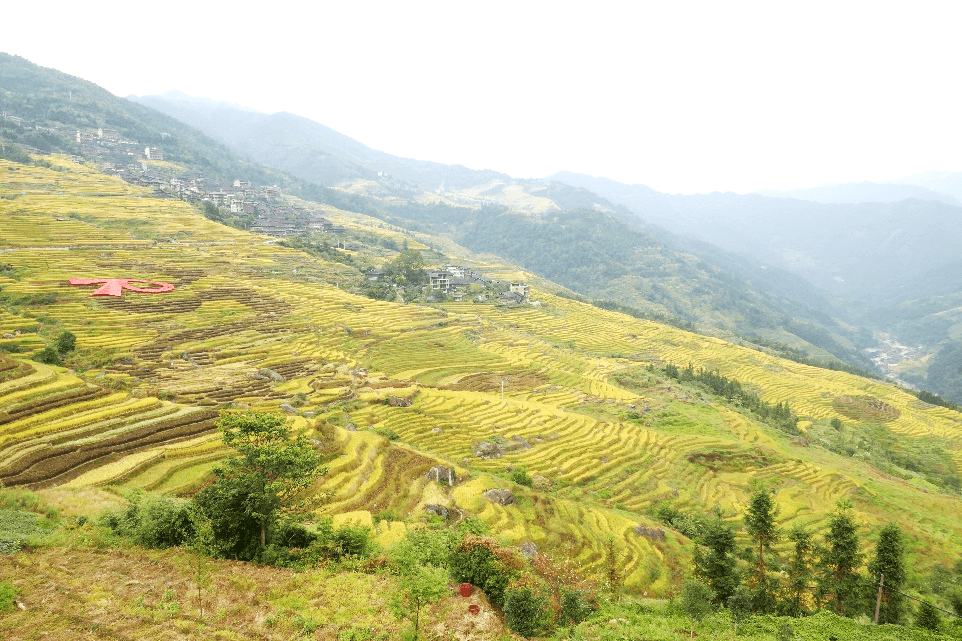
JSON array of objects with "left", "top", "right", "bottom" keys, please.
[
  {"left": 504, "top": 586, "right": 550, "bottom": 638},
  {"left": 510, "top": 467, "right": 533, "bottom": 487},
  {"left": 745, "top": 488, "right": 780, "bottom": 613},
  {"left": 383, "top": 249, "right": 428, "bottom": 288},
  {"left": 678, "top": 578, "right": 715, "bottom": 637},
  {"left": 693, "top": 518, "right": 740, "bottom": 604},
  {"left": 559, "top": 590, "right": 596, "bottom": 626},
  {"left": 100, "top": 493, "right": 194, "bottom": 549},
  {"left": 448, "top": 534, "right": 525, "bottom": 609},
  {"left": 782, "top": 526, "right": 815, "bottom": 618},
  {"left": 868, "top": 523, "right": 907, "bottom": 624},
  {"left": 55, "top": 330, "right": 76, "bottom": 355},
  {"left": 664, "top": 363, "right": 799, "bottom": 433},
  {"left": 915, "top": 600, "right": 942, "bottom": 632},
  {"left": 811, "top": 421, "right": 961, "bottom": 493},
  {"left": 388, "top": 563, "right": 448, "bottom": 640},
  {"left": 817, "top": 501, "right": 864, "bottom": 617},
  {"left": 33, "top": 345, "right": 61, "bottom": 365},
  {"left": 192, "top": 411, "right": 325, "bottom": 557},
  {"left": 926, "top": 342, "right": 962, "bottom": 406},
  {"left": 0, "top": 582, "right": 17, "bottom": 614},
  {"left": 652, "top": 502, "right": 714, "bottom": 541},
  {"left": 728, "top": 584, "right": 754, "bottom": 632},
  {"left": 372, "top": 426, "right": 399, "bottom": 441}
]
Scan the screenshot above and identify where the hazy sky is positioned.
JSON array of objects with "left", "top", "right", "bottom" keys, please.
[{"left": 4, "top": 1, "right": 961, "bottom": 194}]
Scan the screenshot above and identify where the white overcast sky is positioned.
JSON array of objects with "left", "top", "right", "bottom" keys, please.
[{"left": 3, "top": 1, "right": 961, "bottom": 194}]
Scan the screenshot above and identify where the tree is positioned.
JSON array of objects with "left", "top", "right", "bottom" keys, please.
[
  {"left": 915, "top": 600, "right": 941, "bottom": 632},
  {"left": 679, "top": 578, "right": 714, "bottom": 639},
  {"left": 783, "top": 526, "right": 815, "bottom": 617},
  {"left": 388, "top": 562, "right": 448, "bottom": 640},
  {"left": 727, "top": 584, "right": 753, "bottom": 635},
  {"left": 817, "top": 500, "right": 864, "bottom": 617},
  {"left": 867, "top": 523, "right": 906, "bottom": 624},
  {"left": 192, "top": 412, "right": 325, "bottom": 558},
  {"left": 693, "top": 518, "right": 740, "bottom": 604},
  {"left": 384, "top": 249, "right": 428, "bottom": 288},
  {"left": 55, "top": 330, "right": 76, "bottom": 354},
  {"left": 744, "top": 488, "right": 780, "bottom": 613}
]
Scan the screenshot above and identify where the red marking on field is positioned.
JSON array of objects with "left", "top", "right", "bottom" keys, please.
[{"left": 68, "top": 278, "right": 175, "bottom": 297}]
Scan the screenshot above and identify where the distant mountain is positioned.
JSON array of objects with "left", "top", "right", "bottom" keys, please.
[
  {"left": 885, "top": 170, "right": 962, "bottom": 203},
  {"left": 549, "top": 171, "right": 962, "bottom": 310},
  {"left": 755, "top": 181, "right": 959, "bottom": 206},
  {"left": 131, "top": 91, "right": 511, "bottom": 190}
]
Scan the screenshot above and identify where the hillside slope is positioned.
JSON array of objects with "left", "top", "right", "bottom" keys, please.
[{"left": 2, "top": 157, "right": 961, "bottom": 598}]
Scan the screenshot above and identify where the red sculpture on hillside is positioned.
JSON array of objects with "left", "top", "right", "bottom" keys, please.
[{"left": 68, "top": 278, "right": 175, "bottom": 297}]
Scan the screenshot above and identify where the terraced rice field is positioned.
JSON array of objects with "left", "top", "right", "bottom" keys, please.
[{"left": 2, "top": 158, "right": 962, "bottom": 592}]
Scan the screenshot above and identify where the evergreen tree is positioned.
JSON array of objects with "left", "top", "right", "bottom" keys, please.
[
  {"left": 745, "top": 488, "right": 780, "bottom": 612},
  {"left": 867, "top": 523, "right": 907, "bottom": 624},
  {"left": 817, "top": 500, "right": 864, "bottom": 617},
  {"left": 915, "top": 600, "right": 941, "bottom": 632},
  {"left": 693, "top": 517, "right": 740, "bottom": 604},
  {"left": 783, "top": 526, "right": 815, "bottom": 617}
]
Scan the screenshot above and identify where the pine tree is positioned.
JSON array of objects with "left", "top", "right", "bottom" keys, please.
[
  {"left": 915, "top": 600, "right": 941, "bottom": 632},
  {"left": 693, "top": 517, "right": 740, "bottom": 604},
  {"left": 817, "top": 500, "right": 864, "bottom": 617},
  {"left": 745, "top": 488, "right": 780, "bottom": 613},
  {"left": 783, "top": 526, "right": 814, "bottom": 617},
  {"left": 867, "top": 523, "right": 906, "bottom": 624}
]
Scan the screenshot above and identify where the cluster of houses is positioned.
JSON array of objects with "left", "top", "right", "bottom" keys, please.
[{"left": 366, "top": 264, "right": 530, "bottom": 304}]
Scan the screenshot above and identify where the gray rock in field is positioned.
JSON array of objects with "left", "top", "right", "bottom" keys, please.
[
  {"left": 633, "top": 526, "right": 667, "bottom": 542},
  {"left": 473, "top": 441, "right": 504, "bottom": 459},
  {"left": 424, "top": 504, "right": 449, "bottom": 519},
  {"left": 426, "top": 465, "right": 457, "bottom": 486},
  {"left": 2, "top": 333, "right": 14, "bottom": 339},
  {"left": 482, "top": 488, "right": 515, "bottom": 506},
  {"left": 519, "top": 541, "right": 538, "bottom": 559},
  {"left": 279, "top": 403, "right": 297, "bottom": 414}
]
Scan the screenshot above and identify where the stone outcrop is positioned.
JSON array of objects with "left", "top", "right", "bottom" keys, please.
[
  {"left": 482, "top": 488, "right": 515, "bottom": 506},
  {"left": 633, "top": 525, "right": 667, "bottom": 542}
]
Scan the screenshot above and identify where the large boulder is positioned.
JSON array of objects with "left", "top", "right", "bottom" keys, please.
[
  {"left": 426, "top": 465, "right": 457, "bottom": 486},
  {"left": 473, "top": 441, "right": 504, "bottom": 459},
  {"left": 482, "top": 488, "right": 515, "bottom": 506},
  {"left": 519, "top": 541, "right": 538, "bottom": 559},
  {"left": 424, "top": 504, "right": 449, "bottom": 519},
  {"left": 633, "top": 525, "right": 667, "bottom": 542}
]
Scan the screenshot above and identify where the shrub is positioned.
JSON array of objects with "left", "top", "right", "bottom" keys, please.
[
  {"left": 0, "top": 582, "right": 16, "bottom": 614},
  {"left": 504, "top": 586, "right": 550, "bottom": 637},
  {"left": 34, "top": 346, "right": 61, "bottom": 365},
  {"left": 101, "top": 494, "right": 194, "bottom": 549},
  {"left": 449, "top": 534, "right": 525, "bottom": 609},
  {"left": 55, "top": 330, "right": 76, "bottom": 354},
  {"left": 559, "top": 590, "right": 595, "bottom": 625},
  {"left": 511, "top": 467, "right": 532, "bottom": 487}
]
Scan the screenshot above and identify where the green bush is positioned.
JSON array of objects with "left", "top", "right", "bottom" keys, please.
[
  {"left": 510, "top": 467, "right": 532, "bottom": 487},
  {"left": 449, "top": 534, "right": 525, "bottom": 609},
  {"left": 34, "top": 346, "right": 61, "bottom": 365},
  {"left": 101, "top": 494, "right": 194, "bottom": 549},
  {"left": 0, "top": 582, "right": 16, "bottom": 614},
  {"left": 559, "top": 590, "right": 596, "bottom": 625},
  {"left": 504, "top": 586, "right": 550, "bottom": 637},
  {"left": 55, "top": 330, "right": 76, "bottom": 354}
]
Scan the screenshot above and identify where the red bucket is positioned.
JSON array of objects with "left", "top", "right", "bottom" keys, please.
[
  {"left": 468, "top": 604, "right": 480, "bottom": 614},
  {"left": 460, "top": 583, "right": 473, "bottom": 597}
]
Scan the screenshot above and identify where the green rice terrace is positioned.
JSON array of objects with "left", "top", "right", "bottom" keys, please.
[{"left": 2, "top": 157, "right": 962, "bottom": 638}]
